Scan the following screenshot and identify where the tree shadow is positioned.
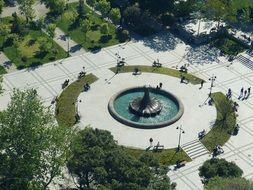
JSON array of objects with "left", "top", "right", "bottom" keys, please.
[
  {"left": 3, "top": 61, "right": 12, "bottom": 69},
  {"left": 89, "top": 46, "right": 101, "bottom": 53},
  {"left": 142, "top": 32, "right": 180, "bottom": 52},
  {"left": 99, "top": 35, "right": 112, "bottom": 43},
  {"left": 70, "top": 44, "right": 83, "bottom": 53},
  {"left": 185, "top": 44, "right": 220, "bottom": 65}
]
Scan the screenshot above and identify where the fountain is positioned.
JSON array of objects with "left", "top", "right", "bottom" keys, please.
[
  {"left": 108, "top": 86, "right": 184, "bottom": 129},
  {"left": 129, "top": 86, "right": 162, "bottom": 117}
]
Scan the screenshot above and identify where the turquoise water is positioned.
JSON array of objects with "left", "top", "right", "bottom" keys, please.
[{"left": 114, "top": 91, "right": 179, "bottom": 124}]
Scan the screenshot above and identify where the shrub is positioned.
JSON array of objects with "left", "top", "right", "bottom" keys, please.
[
  {"left": 199, "top": 158, "right": 243, "bottom": 183},
  {"left": 21, "top": 56, "right": 28, "bottom": 62},
  {"left": 161, "top": 14, "right": 175, "bottom": 26},
  {"left": 117, "top": 28, "right": 129, "bottom": 42}
]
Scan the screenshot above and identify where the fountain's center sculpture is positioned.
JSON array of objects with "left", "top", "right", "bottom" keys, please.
[{"left": 129, "top": 86, "right": 162, "bottom": 117}]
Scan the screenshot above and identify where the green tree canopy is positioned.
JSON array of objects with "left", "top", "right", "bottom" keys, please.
[
  {"left": 67, "top": 128, "right": 175, "bottom": 190},
  {"left": 100, "top": 23, "right": 109, "bottom": 36},
  {"left": 42, "top": 0, "right": 66, "bottom": 15},
  {"left": 96, "top": 0, "right": 111, "bottom": 18},
  {"left": 80, "top": 19, "right": 90, "bottom": 40},
  {"left": 205, "top": 177, "right": 253, "bottom": 190},
  {"left": 123, "top": 4, "right": 141, "bottom": 26},
  {"left": 86, "top": 0, "right": 96, "bottom": 10},
  {"left": 16, "top": 0, "right": 35, "bottom": 23},
  {"left": 138, "top": 0, "right": 174, "bottom": 16},
  {"left": 0, "top": 0, "right": 4, "bottom": 15},
  {"left": 46, "top": 23, "right": 56, "bottom": 39},
  {"left": 199, "top": 158, "right": 243, "bottom": 183},
  {"left": 0, "top": 89, "right": 73, "bottom": 190},
  {"left": 77, "top": 0, "right": 85, "bottom": 19},
  {"left": 109, "top": 8, "right": 121, "bottom": 24}
]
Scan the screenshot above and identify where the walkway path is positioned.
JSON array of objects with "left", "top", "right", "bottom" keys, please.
[
  {"left": 0, "top": 51, "right": 17, "bottom": 73},
  {"left": 53, "top": 28, "right": 86, "bottom": 56}
]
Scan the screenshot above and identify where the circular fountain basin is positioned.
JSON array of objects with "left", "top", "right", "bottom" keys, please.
[{"left": 108, "top": 87, "right": 184, "bottom": 129}]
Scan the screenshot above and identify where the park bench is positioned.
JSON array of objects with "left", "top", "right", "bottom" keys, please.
[
  {"left": 153, "top": 145, "right": 164, "bottom": 152},
  {"left": 132, "top": 68, "right": 142, "bottom": 75},
  {"left": 175, "top": 160, "right": 187, "bottom": 169},
  {"left": 78, "top": 71, "right": 86, "bottom": 79},
  {"left": 62, "top": 79, "right": 69, "bottom": 89},
  {"left": 152, "top": 61, "right": 162, "bottom": 67},
  {"left": 179, "top": 66, "right": 188, "bottom": 73}
]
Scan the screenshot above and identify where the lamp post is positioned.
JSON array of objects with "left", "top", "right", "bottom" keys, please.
[
  {"left": 208, "top": 74, "right": 217, "bottom": 97},
  {"left": 176, "top": 125, "right": 185, "bottom": 152}
]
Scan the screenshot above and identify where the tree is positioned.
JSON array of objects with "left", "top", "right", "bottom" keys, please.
[
  {"left": 96, "top": 0, "right": 111, "bottom": 18},
  {"left": 16, "top": 0, "right": 35, "bottom": 23},
  {"left": 100, "top": 23, "right": 109, "bottom": 36},
  {"left": 67, "top": 128, "right": 176, "bottom": 190},
  {"left": 138, "top": 0, "right": 174, "bottom": 16},
  {"left": 11, "top": 34, "right": 21, "bottom": 56},
  {"left": 205, "top": 177, "right": 253, "bottom": 190},
  {"left": 46, "top": 23, "right": 56, "bottom": 39},
  {"left": 199, "top": 158, "right": 243, "bottom": 183},
  {"left": 123, "top": 4, "right": 141, "bottom": 26},
  {"left": 0, "top": 89, "right": 73, "bottom": 190},
  {"left": 80, "top": 19, "right": 90, "bottom": 41},
  {"left": 77, "top": 0, "right": 85, "bottom": 19},
  {"left": 86, "top": 0, "right": 96, "bottom": 10},
  {"left": 0, "top": 0, "right": 3, "bottom": 15},
  {"left": 108, "top": 8, "right": 121, "bottom": 24},
  {"left": 0, "top": 24, "right": 11, "bottom": 45},
  {"left": 0, "top": 76, "right": 3, "bottom": 94},
  {"left": 42, "top": 0, "right": 66, "bottom": 16}
]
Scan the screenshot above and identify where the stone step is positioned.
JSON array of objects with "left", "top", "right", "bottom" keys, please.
[
  {"left": 181, "top": 139, "right": 210, "bottom": 160},
  {"left": 237, "top": 55, "right": 253, "bottom": 70},
  {"left": 181, "top": 139, "right": 199, "bottom": 148}
]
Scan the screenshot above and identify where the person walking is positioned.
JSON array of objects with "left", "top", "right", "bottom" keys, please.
[
  {"left": 149, "top": 138, "right": 153, "bottom": 146},
  {"left": 238, "top": 87, "right": 244, "bottom": 99},
  {"left": 244, "top": 90, "right": 247, "bottom": 99},
  {"left": 200, "top": 80, "right": 204, "bottom": 89},
  {"left": 248, "top": 87, "right": 251, "bottom": 97}
]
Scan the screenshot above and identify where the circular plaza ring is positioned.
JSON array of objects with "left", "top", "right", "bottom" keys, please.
[{"left": 108, "top": 86, "right": 184, "bottom": 129}]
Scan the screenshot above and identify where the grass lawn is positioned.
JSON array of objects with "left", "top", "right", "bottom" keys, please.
[
  {"left": 212, "top": 37, "right": 246, "bottom": 56},
  {"left": 55, "top": 74, "right": 98, "bottom": 127},
  {"left": 110, "top": 65, "right": 203, "bottom": 85},
  {"left": 57, "top": 3, "right": 122, "bottom": 51},
  {"left": 201, "top": 92, "right": 236, "bottom": 151},
  {"left": 0, "top": 17, "right": 68, "bottom": 69},
  {"left": 126, "top": 148, "right": 191, "bottom": 166},
  {"left": 0, "top": 66, "right": 7, "bottom": 75}
]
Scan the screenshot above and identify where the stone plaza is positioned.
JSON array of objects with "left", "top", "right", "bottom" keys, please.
[{"left": 1, "top": 32, "right": 253, "bottom": 189}]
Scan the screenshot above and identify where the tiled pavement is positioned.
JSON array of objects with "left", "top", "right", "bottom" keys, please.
[{"left": 1, "top": 32, "right": 253, "bottom": 189}]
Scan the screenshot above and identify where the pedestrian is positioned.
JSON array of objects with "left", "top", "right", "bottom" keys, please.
[
  {"left": 248, "top": 87, "right": 251, "bottom": 96},
  {"left": 149, "top": 138, "right": 153, "bottom": 146},
  {"left": 200, "top": 80, "right": 204, "bottom": 89},
  {"left": 159, "top": 82, "right": 163, "bottom": 89},
  {"left": 227, "top": 88, "right": 232, "bottom": 99},
  {"left": 244, "top": 90, "right": 247, "bottom": 99},
  {"left": 238, "top": 87, "right": 244, "bottom": 99}
]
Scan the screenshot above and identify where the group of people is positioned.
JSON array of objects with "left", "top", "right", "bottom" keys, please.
[
  {"left": 213, "top": 144, "right": 224, "bottom": 157},
  {"left": 84, "top": 83, "right": 90, "bottom": 91},
  {"left": 226, "top": 87, "right": 251, "bottom": 100},
  {"left": 152, "top": 59, "right": 162, "bottom": 67},
  {"left": 180, "top": 76, "right": 189, "bottom": 84},
  {"left": 238, "top": 87, "right": 251, "bottom": 100},
  {"left": 156, "top": 82, "right": 163, "bottom": 89},
  {"left": 62, "top": 79, "right": 70, "bottom": 89}
]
